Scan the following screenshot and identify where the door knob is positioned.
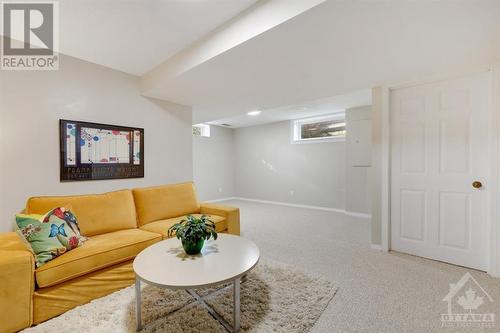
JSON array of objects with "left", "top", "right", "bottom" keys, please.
[{"left": 472, "top": 181, "right": 483, "bottom": 189}]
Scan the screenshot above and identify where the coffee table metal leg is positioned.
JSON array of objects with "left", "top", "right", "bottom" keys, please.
[
  {"left": 135, "top": 278, "right": 142, "bottom": 331},
  {"left": 186, "top": 278, "right": 241, "bottom": 333},
  {"left": 233, "top": 278, "right": 240, "bottom": 332}
]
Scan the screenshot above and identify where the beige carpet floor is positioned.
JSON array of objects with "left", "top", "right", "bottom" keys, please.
[
  {"left": 22, "top": 199, "right": 500, "bottom": 332},
  {"left": 23, "top": 258, "right": 337, "bottom": 333},
  {"left": 220, "top": 199, "right": 500, "bottom": 333}
]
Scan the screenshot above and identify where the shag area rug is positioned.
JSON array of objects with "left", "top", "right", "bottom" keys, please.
[{"left": 24, "top": 258, "right": 337, "bottom": 333}]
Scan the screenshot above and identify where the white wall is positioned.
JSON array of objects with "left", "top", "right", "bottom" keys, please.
[
  {"left": 233, "top": 121, "right": 346, "bottom": 209},
  {"left": 370, "top": 87, "right": 384, "bottom": 246},
  {"left": 0, "top": 55, "right": 193, "bottom": 232},
  {"left": 193, "top": 125, "right": 235, "bottom": 200},
  {"left": 345, "top": 106, "right": 372, "bottom": 215},
  {"left": 192, "top": 112, "right": 373, "bottom": 213}
]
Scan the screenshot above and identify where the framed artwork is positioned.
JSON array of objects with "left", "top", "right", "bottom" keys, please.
[{"left": 59, "top": 119, "right": 144, "bottom": 181}]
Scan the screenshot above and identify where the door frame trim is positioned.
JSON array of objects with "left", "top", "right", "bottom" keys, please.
[{"left": 378, "top": 65, "right": 500, "bottom": 276}]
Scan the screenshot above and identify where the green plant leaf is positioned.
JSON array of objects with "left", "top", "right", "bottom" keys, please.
[{"left": 167, "top": 215, "right": 218, "bottom": 243}]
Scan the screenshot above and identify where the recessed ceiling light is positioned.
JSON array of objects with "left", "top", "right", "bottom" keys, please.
[{"left": 247, "top": 110, "right": 261, "bottom": 116}]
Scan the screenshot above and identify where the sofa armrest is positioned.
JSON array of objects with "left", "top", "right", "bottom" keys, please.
[
  {"left": 0, "top": 232, "right": 33, "bottom": 252},
  {"left": 200, "top": 203, "right": 240, "bottom": 235},
  {"left": 0, "top": 250, "right": 34, "bottom": 333}
]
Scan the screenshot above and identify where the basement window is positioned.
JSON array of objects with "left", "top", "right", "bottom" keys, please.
[
  {"left": 291, "top": 112, "right": 346, "bottom": 143},
  {"left": 192, "top": 124, "right": 210, "bottom": 137}
]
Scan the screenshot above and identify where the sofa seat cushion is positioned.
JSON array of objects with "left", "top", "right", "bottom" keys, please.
[
  {"left": 35, "top": 229, "right": 161, "bottom": 288},
  {"left": 139, "top": 214, "right": 227, "bottom": 239}
]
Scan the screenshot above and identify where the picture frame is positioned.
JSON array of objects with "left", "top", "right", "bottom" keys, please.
[{"left": 59, "top": 119, "right": 144, "bottom": 181}]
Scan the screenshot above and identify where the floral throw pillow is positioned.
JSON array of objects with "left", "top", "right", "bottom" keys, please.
[
  {"left": 16, "top": 208, "right": 86, "bottom": 267},
  {"left": 42, "top": 207, "right": 87, "bottom": 244}
]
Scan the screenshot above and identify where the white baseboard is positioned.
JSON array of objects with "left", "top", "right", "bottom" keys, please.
[
  {"left": 205, "top": 196, "right": 372, "bottom": 220},
  {"left": 204, "top": 197, "right": 237, "bottom": 203},
  {"left": 345, "top": 211, "right": 372, "bottom": 219},
  {"left": 370, "top": 243, "right": 383, "bottom": 251},
  {"left": 232, "top": 197, "right": 346, "bottom": 214}
]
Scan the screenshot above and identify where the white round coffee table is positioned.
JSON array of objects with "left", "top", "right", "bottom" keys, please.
[{"left": 133, "top": 234, "right": 260, "bottom": 332}]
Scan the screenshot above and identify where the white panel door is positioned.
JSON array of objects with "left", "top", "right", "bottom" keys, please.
[{"left": 390, "top": 72, "right": 490, "bottom": 271}]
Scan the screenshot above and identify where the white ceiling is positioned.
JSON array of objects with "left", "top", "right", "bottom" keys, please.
[
  {"left": 140, "top": 0, "right": 325, "bottom": 92},
  {"left": 139, "top": 0, "right": 500, "bottom": 125},
  {"left": 208, "top": 89, "right": 371, "bottom": 128},
  {"left": 58, "top": 0, "right": 257, "bottom": 75},
  {"left": 12, "top": 0, "right": 500, "bottom": 127}
]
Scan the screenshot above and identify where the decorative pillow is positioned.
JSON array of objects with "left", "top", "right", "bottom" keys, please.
[
  {"left": 42, "top": 207, "right": 87, "bottom": 242},
  {"left": 12, "top": 215, "right": 39, "bottom": 254},
  {"left": 15, "top": 208, "right": 86, "bottom": 267}
]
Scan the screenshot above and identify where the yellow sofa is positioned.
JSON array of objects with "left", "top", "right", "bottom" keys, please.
[{"left": 0, "top": 182, "right": 240, "bottom": 333}]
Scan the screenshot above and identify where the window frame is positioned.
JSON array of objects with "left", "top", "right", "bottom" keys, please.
[{"left": 290, "top": 112, "right": 346, "bottom": 144}]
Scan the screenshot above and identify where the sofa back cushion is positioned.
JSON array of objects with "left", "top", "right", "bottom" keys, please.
[
  {"left": 132, "top": 182, "right": 200, "bottom": 226},
  {"left": 26, "top": 190, "right": 137, "bottom": 237}
]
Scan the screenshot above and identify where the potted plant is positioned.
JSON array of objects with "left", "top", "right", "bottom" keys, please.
[{"left": 168, "top": 215, "right": 218, "bottom": 255}]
